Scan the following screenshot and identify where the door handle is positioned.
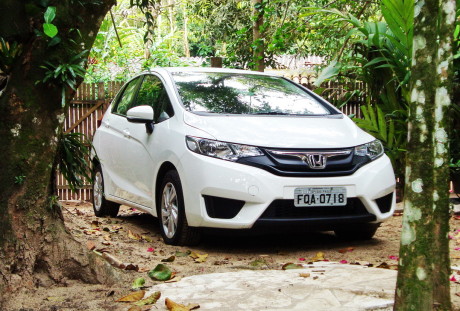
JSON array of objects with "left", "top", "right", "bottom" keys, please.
[{"left": 123, "top": 129, "right": 131, "bottom": 138}]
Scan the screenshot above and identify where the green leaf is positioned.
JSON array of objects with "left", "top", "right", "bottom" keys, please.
[
  {"left": 44, "top": 6, "right": 56, "bottom": 24},
  {"left": 282, "top": 263, "right": 304, "bottom": 270},
  {"left": 148, "top": 264, "right": 172, "bottom": 281},
  {"left": 43, "top": 23, "right": 58, "bottom": 38},
  {"left": 132, "top": 277, "right": 145, "bottom": 290},
  {"left": 48, "top": 36, "right": 61, "bottom": 47},
  {"left": 377, "top": 106, "right": 387, "bottom": 141},
  {"left": 134, "top": 291, "right": 161, "bottom": 306},
  {"left": 314, "top": 61, "right": 340, "bottom": 86}
]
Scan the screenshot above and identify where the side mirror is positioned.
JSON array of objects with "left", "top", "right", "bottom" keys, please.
[{"left": 127, "top": 105, "right": 154, "bottom": 134}]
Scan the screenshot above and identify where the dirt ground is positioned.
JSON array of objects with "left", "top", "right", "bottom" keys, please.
[{"left": 6, "top": 201, "right": 460, "bottom": 311}]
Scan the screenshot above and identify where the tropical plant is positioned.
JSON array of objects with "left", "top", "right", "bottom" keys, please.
[
  {"left": 313, "top": 0, "right": 414, "bottom": 178},
  {"left": 55, "top": 132, "right": 92, "bottom": 192}
]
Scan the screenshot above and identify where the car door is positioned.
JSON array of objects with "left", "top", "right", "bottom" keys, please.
[
  {"left": 119, "top": 73, "right": 175, "bottom": 207},
  {"left": 100, "top": 77, "right": 142, "bottom": 202}
]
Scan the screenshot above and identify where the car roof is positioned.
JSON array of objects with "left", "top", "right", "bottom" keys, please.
[{"left": 143, "top": 67, "right": 282, "bottom": 77}]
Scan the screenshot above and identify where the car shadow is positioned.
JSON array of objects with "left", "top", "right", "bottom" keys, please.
[{"left": 116, "top": 210, "right": 383, "bottom": 254}]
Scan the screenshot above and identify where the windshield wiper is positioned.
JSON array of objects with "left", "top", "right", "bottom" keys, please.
[{"left": 250, "top": 112, "right": 290, "bottom": 115}]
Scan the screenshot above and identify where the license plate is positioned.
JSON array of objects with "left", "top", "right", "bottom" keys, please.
[{"left": 294, "top": 187, "right": 347, "bottom": 207}]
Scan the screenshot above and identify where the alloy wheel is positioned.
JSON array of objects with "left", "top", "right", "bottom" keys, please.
[
  {"left": 93, "top": 171, "right": 103, "bottom": 211},
  {"left": 161, "top": 182, "right": 179, "bottom": 238}
]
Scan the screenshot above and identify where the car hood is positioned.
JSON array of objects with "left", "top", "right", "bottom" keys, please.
[{"left": 183, "top": 112, "right": 375, "bottom": 149}]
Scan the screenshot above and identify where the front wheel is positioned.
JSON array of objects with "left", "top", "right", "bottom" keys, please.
[
  {"left": 334, "top": 223, "right": 380, "bottom": 240},
  {"left": 92, "top": 165, "right": 120, "bottom": 217},
  {"left": 158, "top": 170, "right": 201, "bottom": 245}
]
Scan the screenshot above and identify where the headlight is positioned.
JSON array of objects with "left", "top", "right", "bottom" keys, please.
[
  {"left": 186, "top": 136, "right": 263, "bottom": 161},
  {"left": 354, "top": 140, "right": 384, "bottom": 160}
]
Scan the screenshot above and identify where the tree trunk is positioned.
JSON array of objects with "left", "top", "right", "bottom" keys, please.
[
  {"left": 182, "top": 1, "right": 190, "bottom": 58},
  {"left": 0, "top": 0, "right": 115, "bottom": 307},
  {"left": 252, "top": 0, "right": 264, "bottom": 72},
  {"left": 394, "top": 0, "right": 456, "bottom": 310}
]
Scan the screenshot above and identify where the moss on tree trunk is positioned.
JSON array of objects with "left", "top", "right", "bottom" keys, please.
[
  {"left": 394, "top": 0, "right": 456, "bottom": 310},
  {"left": 0, "top": 0, "right": 115, "bottom": 306}
]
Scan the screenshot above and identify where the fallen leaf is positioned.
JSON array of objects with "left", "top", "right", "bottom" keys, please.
[
  {"left": 455, "top": 293, "right": 460, "bottom": 297},
  {"left": 175, "top": 250, "right": 191, "bottom": 257},
  {"left": 186, "top": 303, "right": 200, "bottom": 310},
  {"left": 248, "top": 259, "right": 267, "bottom": 268},
  {"left": 125, "top": 263, "right": 140, "bottom": 271},
  {"left": 102, "top": 241, "right": 111, "bottom": 246},
  {"left": 299, "top": 273, "right": 310, "bottom": 278},
  {"left": 102, "top": 253, "right": 138, "bottom": 271},
  {"left": 86, "top": 241, "right": 96, "bottom": 251},
  {"left": 147, "top": 247, "right": 155, "bottom": 252},
  {"left": 128, "top": 306, "right": 142, "bottom": 311},
  {"left": 162, "top": 256, "right": 176, "bottom": 262},
  {"left": 91, "top": 220, "right": 100, "bottom": 229},
  {"left": 213, "top": 260, "right": 229, "bottom": 265},
  {"left": 148, "top": 264, "right": 172, "bottom": 281},
  {"left": 376, "top": 262, "right": 390, "bottom": 269},
  {"left": 103, "top": 235, "right": 112, "bottom": 241},
  {"left": 165, "top": 276, "right": 182, "bottom": 283},
  {"left": 189, "top": 252, "right": 208, "bottom": 263},
  {"left": 338, "top": 247, "right": 354, "bottom": 253},
  {"left": 132, "top": 278, "right": 145, "bottom": 290},
  {"left": 128, "top": 230, "right": 142, "bottom": 240},
  {"left": 311, "top": 252, "right": 325, "bottom": 262},
  {"left": 46, "top": 297, "right": 64, "bottom": 302},
  {"left": 134, "top": 291, "right": 161, "bottom": 306},
  {"left": 142, "top": 235, "right": 153, "bottom": 242},
  {"left": 165, "top": 298, "right": 196, "bottom": 311},
  {"left": 75, "top": 208, "right": 84, "bottom": 216},
  {"left": 282, "top": 263, "right": 303, "bottom": 270},
  {"left": 116, "top": 290, "right": 145, "bottom": 302}
]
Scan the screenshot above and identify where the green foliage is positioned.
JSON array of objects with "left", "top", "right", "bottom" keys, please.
[
  {"left": 353, "top": 104, "right": 406, "bottom": 168},
  {"left": 313, "top": 0, "right": 414, "bottom": 178},
  {"left": 38, "top": 50, "right": 87, "bottom": 106},
  {"left": 14, "top": 175, "right": 26, "bottom": 185},
  {"left": 55, "top": 132, "right": 92, "bottom": 192},
  {"left": 43, "top": 6, "right": 58, "bottom": 38},
  {"left": 0, "top": 37, "right": 22, "bottom": 74}
]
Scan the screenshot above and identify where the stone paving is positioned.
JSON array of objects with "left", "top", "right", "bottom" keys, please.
[{"left": 149, "top": 262, "right": 397, "bottom": 311}]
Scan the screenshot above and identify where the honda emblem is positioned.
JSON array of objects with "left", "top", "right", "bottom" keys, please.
[{"left": 304, "top": 154, "right": 327, "bottom": 169}]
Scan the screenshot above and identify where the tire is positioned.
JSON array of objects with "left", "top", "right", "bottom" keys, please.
[
  {"left": 92, "top": 165, "right": 120, "bottom": 218},
  {"left": 334, "top": 223, "right": 380, "bottom": 240},
  {"left": 158, "top": 170, "right": 201, "bottom": 246}
]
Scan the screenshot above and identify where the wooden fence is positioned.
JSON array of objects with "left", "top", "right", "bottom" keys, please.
[
  {"left": 57, "top": 82, "right": 124, "bottom": 200},
  {"left": 57, "top": 78, "right": 367, "bottom": 201}
]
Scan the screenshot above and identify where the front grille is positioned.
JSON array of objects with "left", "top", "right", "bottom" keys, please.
[
  {"left": 375, "top": 192, "right": 393, "bottom": 213},
  {"left": 237, "top": 147, "right": 371, "bottom": 177},
  {"left": 259, "top": 198, "right": 371, "bottom": 219}
]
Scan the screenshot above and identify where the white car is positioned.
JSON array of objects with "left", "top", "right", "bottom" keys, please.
[{"left": 91, "top": 67, "right": 396, "bottom": 245}]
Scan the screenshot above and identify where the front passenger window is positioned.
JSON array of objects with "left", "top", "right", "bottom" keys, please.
[
  {"left": 135, "top": 75, "right": 174, "bottom": 123},
  {"left": 113, "top": 78, "right": 140, "bottom": 116}
]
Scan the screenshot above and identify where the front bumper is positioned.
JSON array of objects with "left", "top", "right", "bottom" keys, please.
[{"left": 177, "top": 152, "right": 396, "bottom": 229}]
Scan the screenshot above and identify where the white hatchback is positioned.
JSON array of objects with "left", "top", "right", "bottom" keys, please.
[{"left": 91, "top": 67, "right": 396, "bottom": 245}]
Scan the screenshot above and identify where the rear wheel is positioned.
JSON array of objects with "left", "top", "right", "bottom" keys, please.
[
  {"left": 158, "top": 170, "right": 201, "bottom": 245},
  {"left": 92, "top": 165, "right": 120, "bottom": 217},
  {"left": 334, "top": 223, "right": 380, "bottom": 240}
]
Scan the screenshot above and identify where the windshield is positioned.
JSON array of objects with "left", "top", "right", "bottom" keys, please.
[{"left": 171, "top": 72, "right": 333, "bottom": 115}]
